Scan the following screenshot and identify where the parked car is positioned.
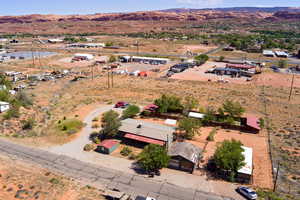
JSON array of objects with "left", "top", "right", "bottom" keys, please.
[
  {"left": 135, "top": 196, "right": 156, "bottom": 200},
  {"left": 236, "top": 186, "right": 258, "bottom": 200},
  {"left": 115, "top": 101, "right": 129, "bottom": 108},
  {"left": 270, "top": 66, "right": 280, "bottom": 72}
]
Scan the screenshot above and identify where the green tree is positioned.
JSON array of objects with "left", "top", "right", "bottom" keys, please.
[
  {"left": 213, "top": 139, "right": 245, "bottom": 181},
  {"left": 0, "top": 74, "right": 12, "bottom": 89},
  {"left": 154, "top": 94, "right": 183, "bottom": 114},
  {"left": 101, "top": 110, "right": 121, "bottom": 138},
  {"left": 278, "top": 59, "right": 287, "bottom": 68},
  {"left": 221, "top": 100, "right": 245, "bottom": 119},
  {"left": 122, "top": 105, "right": 140, "bottom": 119},
  {"left": 183, "top": 96, "right": 199, "bottom": 113},
  {"left": 178, "top": 117, "right": 201, "bottom": 139},
  {"left": 218, "top": 56, "right": 225, "bottom": 62},
  {"left": 194, "top": 54, "right": 209, "bottom": 65},
  {"left": 137, "top": 144, "right": 170, "bottom": 173},
  {"left": 109, "top": 55, "right": 117, "bottom": 63},
  {"left": 202, "top": 106, "right": 217, "bottom": 125}
]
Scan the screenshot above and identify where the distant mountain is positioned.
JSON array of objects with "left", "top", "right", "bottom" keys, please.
[{"left": 161, "top": 7, "right": 300, "bottom": 13}]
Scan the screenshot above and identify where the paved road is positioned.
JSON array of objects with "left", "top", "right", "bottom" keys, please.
[{"left": 0, "top": 139, "right": 233, "bottom": 200}]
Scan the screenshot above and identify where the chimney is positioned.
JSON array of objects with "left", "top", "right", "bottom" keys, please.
[{"left": 137, "top": 124, "right": 142, "bottom": 128}]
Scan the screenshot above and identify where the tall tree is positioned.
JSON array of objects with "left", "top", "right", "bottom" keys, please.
[
  {"left": 178, "top": 117, "right": 201, "bottom": 140},
  {"left": 183, "top": 96, "right": 199, "bottom": 113},
  {"left": 213, "top": 139, "right": 245, "bottom": 181},
  {"left": 137, "top": 144, "right": 170, "bottom": 173},
  {"left": 101, "top": 110, "right": 121, "bottom": 138},
  {"left": 154, "top": 94, "right": 183, "bottom": 114},
  {"left": 122, "top": 105, "right": 140, "bottom": 119},
  {"left": 221, "top": 100, "right": 245, "bottom": 119}
]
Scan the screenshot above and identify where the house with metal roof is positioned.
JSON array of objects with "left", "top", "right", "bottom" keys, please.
[
  {"left": 168, "top": 142, "right": 202, "bottom": 173},
  {"left": 237, "top": 146, "right": 253, "bottom": 183},
  {"left": 95, "top": 139, "right": 120, "bottom": 154},
  {"left": 241, "top": 116, "right": 261, "bottom": 134},
  {"left": 119, "top": 118, "right": 175, "bottom": 147}
]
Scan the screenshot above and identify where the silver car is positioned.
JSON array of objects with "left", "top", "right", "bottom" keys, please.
[{"left": 237, "top": 186, "right": 258, "bottom": 200}]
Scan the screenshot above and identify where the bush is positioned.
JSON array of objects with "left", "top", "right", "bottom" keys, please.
[
  {"left": 120, "top": 146, "right": 132, "bottom": 156},
  {"left": 101, "top": 110, "right": 121, "bottom": 138},
  {"left": 207, "top": 128, "right": 217, "bottom": 141},
  {"left": 128, "top": 152, "right": 137, "bottom": 160},
  {"left": 178, "top": 117, "right": 201, "bottom": 140},
  {"left": 92, "top": 123, "right": 100, "bottom": 129},
  {"left": 259, "top": 118, "right": 265, "bottom": 129},
  {"left": 49, "top": 178, "right": 60, "bottom": 185},
  {"left": 15, "top": 91, "right": 33, "bottom": 108},
  {"left": 154, "top": 94, "right": 183, "bottom": 114},
  {"left": 83, "top": 144, "right": 96, "bottom": 151},
  {"left": 122, "top": 105, "right": 140, "bottom": 119},
  {"left": 92, "top": 117, "right": 99, "bottom": 122},
  {"left": 3, "top": 106, "right": 20, "bottom": 119},
  {"left": 21, "top": 118, "right": 36, "bottom": 130}
]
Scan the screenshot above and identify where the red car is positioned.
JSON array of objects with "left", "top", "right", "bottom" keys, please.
[{"left": 115, "top": 101, "right": 129, "bottom": 108}]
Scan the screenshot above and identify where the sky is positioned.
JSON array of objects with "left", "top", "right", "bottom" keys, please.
[{"left": 0, "top": 0, "right": 300, "bottom": 15}]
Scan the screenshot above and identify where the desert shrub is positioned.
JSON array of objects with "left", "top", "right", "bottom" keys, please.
[
  {"left": 83, "top": 144, "right": 96, "bottom": 151},
  {"left": 92, "top": 123, "right": 100, "bottom": 129},
  {"left": 259, "top": 118, "right": 265, "bottom": 129},
  {"left": 21, "top": 118, "right": 36, "bottom": 130},
  {"left": 207, "top": 128, "right": 217, "bottom": 141},
  {"left": 128, "top": 153, "right": 137, "bottom": 160},
  {"left": 15, "top": 91, "right": 33, "bottom": 108},
  {"left": 3, "top": 106, "right": 20, "bottom": 119},
  {"left": 92, "top": 117, "right": 99, "bottom": 122},
  {"left": 120, "top": 146, "right": 132, "bottom": 156},
  {"left": 49, "top": 178, "right": 60, "bottom": 184}
]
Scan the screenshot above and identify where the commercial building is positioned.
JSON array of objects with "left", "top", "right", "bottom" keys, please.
[
  {"left": 263, "top": 50, "right": 275, "bottom": 57},
  {"left": 275, "top": 51, "right": 289, "bottom": 58},
  {"left": 120, "top": 56, "right": 170, "bottom": 65},
  {"left": 119, "top": 118, "right": 175, "bottom": 147},
  {"left": 67, "top": 43, "right": 105, "bottom": 48},
  {"left": 168, "top": 142, "right": 202, "bottom": 173}
]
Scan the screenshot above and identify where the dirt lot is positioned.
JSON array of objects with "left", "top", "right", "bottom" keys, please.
[
  {"left": 0, "top": 155, "right": 104, "bottom": 200},
  {"left": 189, "top": 127, "right": 273, "bottom": 189}
]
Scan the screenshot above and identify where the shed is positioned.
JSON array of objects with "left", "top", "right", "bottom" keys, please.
[
  {"left": 0, "top": 101, "right": 10, "bottom": 113},
  {"left": 188, "top": 112, "right": 205, "bottom": 119},
  {"left": 96, "top": 140, "right": 120, "bottom": 154},
  {"left": 168, "top": 142, "right": 202, "bottom": 173},
  {"left": 237, "top": 146, "right": 253, "bottom": 183}
]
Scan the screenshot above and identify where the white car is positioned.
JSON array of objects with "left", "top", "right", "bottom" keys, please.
[{"left": 237, "top": 186, "right": 258, "bottom": 200}]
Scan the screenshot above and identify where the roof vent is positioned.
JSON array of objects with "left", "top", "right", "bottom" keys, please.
[{"left": 137, "top": 124, "right": 142, "bottom": 128}]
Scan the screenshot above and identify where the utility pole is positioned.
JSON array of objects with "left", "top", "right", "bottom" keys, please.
[
  {"left": 288, "top": 72, "right": 295, "bottom": 101},
  {"left": 136, "top": 41, "right": 139, "bottom": 55},
  {"left": 107, "top": 71, "right": 110, "bottom": 89},
  {"left": 273, "top": 162, "right": 280, "bottom": 192},
  {"left": 91, "top": 64, "right": 94, "bottom": 81},
  {"left": 111, "top": 69, "right": 114, "bottom": 88}
]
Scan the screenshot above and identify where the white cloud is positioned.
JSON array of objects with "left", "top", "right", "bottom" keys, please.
[{"left": 176, "top": 0, "right": 223, "bottom": 6}]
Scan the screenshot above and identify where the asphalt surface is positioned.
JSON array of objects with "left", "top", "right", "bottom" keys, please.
[{"left": 0, "top": 139, "right": 234, "bottom": 200}]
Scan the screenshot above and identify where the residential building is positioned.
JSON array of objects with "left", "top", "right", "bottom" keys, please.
[
  {"left": 168, "top": 142, "right": 202, "bottom": 173},
  {"left": 95, "top": 140, "right": 120, "bottom": 154},
  {"left": 119, "top": 118, "right": 175, "bottom": 147},
  {"left": 237, "top": 146, "right": 253, "bottom": 183}
]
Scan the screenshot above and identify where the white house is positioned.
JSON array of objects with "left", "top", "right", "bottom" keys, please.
[{"left": 0, "top": 101, "right": 10, "bottom": 113}]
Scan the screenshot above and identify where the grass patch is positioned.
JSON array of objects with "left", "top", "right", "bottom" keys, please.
[{"left": 57, "top": 118, "right": 84, "bottom": 135}]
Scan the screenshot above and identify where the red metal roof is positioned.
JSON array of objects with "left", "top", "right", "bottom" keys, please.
[
  {"left": 124, "top": 133, "right": 165, "bottom": 146},
  {"left": 246, "top": 116, "right": 261, "bottom": 130},
  {"left": 144, "top": 104, "right": 159, "bottom": 110},
  {"left": 226, "top": 64, "right": 255, "bottom": 70},
  {"left": 99, "top": 139, "right": 119, "bottom": 149}
]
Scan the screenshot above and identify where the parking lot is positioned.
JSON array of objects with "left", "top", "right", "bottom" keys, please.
[{"left": 170, "top": 61, "right": 251, "bottom": 84}]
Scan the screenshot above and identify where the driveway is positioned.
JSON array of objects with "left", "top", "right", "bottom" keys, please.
[{"left": 43, "top": 105, "right": 243, "bottom": 199}]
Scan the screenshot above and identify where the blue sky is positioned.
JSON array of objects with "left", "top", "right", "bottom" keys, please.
[{"left": 1, "top": 0, "right": 300, "bottom": 15}]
